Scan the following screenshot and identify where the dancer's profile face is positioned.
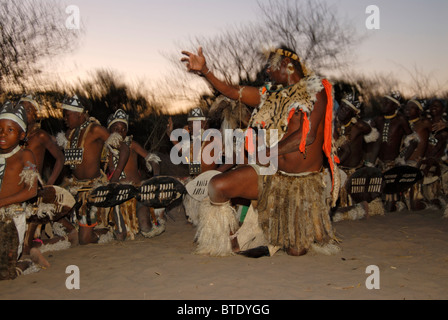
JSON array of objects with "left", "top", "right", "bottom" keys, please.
[
  {"left": 337, "top": 103, "right": 355, "bottom": 122},
  {"left": 404, "top": 102, "right": 419, "bottom": 119},
  {"left": 266, "top": 56, "right": 289, "bottom": 85},
  {"left": 109, "top": 121, "right": 128, "bottom": 139},
  {"left": 63, "top": 110, "right": 83, "bottom": 129},
  {"left": 22, "top": 101, "right": 38, "bottom": 124}
]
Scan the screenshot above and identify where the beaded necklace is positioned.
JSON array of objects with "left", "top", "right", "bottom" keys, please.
[
  {"left": 382, "top": 112, "right": 397, "bottom": 143},
  {"left": 64, "top": 120, "right": 92, "bottom": 169}
]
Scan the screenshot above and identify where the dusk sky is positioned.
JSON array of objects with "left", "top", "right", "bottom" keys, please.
[{"left": 50, "top": 0, "right": 447, "bottom": 106}]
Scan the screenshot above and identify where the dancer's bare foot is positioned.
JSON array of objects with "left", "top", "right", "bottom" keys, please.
[
  {"left": 30, "top": 248, "right": 51, "bottom": 268},
  {"left": 286, "top": 247, "right": 307, "bottom": 256},
  {"left": 230, "top": 233, "right": 240, "bottom": 253},
  {"left": 79, "top": 226, "right": 109, "bottom": 245},
  {"left": 67, "top": 228, "right": 79, "bottom": 246},
  {"left": 362, "top": 201, "right": 370, "bottom": 219}
]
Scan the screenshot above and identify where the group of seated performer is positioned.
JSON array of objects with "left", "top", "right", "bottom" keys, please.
[
  {"left": 0, "top": 94, "right": 166, "bottom": 280},
  {"left": 332, "top": 89, "right": 448, "bottom": 221}
]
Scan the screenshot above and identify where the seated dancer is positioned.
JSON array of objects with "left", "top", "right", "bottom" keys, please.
[
  {"left": 403, "top": 99, "right": 432, "bottom": 210},
  {"left": 404, "top": 99, "right": 432, "bottom": 166},
  {"left": 167, "top": 107, "right": 223, "bottom": 174},
  {"left": 56, "top": 95, "right": 129, "bottom": 245},
  {"left": 181, "top": 46, "right": 340, "bottom": 257},
  {"left": 421, "top": 98, "right": 448, "bottom": 208},
  {"left": 105, "top": 109, "right": 163, "bottom": 240},
  {"left": 167, "top": 108, "right": 234, "bottom": 226},
  {"left": 334, "top": 92, "right": 377, "bottom": 168},
  {"left": 17, "top": 94, "right": 68, "bottom": 255},
  {"left": 332, "top": 92, "right": 383, "bottom": 222},
  {"left": 366, "top": 91, "right": 419, "bottom": 211},
  {"left": 209, "top": 96, "right": 254, "bottom": 224},
  {"left": 18, "top": 94, "right": 65, "bottom": 185},
  {"left": 367, "top": 91, "right": 419, "bottom": 169},
  {"left": 0, "top": 102, "right": 48, "bottom": 280}
]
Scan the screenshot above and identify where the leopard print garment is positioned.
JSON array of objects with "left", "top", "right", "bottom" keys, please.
[{"left": 249, "top": 75, "right": 324, "bottom": 147}]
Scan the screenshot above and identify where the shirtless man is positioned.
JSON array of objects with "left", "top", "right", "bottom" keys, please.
[
  {"left": 334, "top": 94, "right": 374, "bottom": 168},
  {"left": 167, "top": 108, "right": 234, "bottom": 226},
  {"left": 181, "top": 46, "right": 339, "bottom": 256},
  {"left": 422, "top": 99, "right": 448, "bottom": 207},
  {"left": 369, "top": 92, "right": 418, "bottom": 169},
  {"left": 402, "top": 99, "right": 432, "bottom": 210},
  {"left": 58, "top": 95, "right": 129, "bottom": 245},
  {"left": 367, "top": 92, "right": 419, "bottom": 211},
  {"left": 404, "top": 99, "right": 432, "bottom": 165},
  {"left": 106, "top": 109, "right": 163, "bottom": 240},
  {"left": 17, "top": 95, "right": 66, "bottom": 255},
  {"left": 167, "top": 108, "right": 222, "bottom": 175},
  {"left": 18, "top": 95, "right": 64, "bottom": 185},
  {"left": 0, "top": 102, "right": 47, "bottom": 279},
  {"left": 425, "top": 99, "right": 448, "bottom": 162},
  {"left": 332, "top": 93, "right": 383, "bottom": 221}
]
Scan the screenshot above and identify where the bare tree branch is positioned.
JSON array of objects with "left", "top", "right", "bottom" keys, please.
[
  {"left": 0, "top": 0, "right": 81, "bottom": 92},
  {"left": 159, "top": 0, "right": 361, "bottom": 114}
]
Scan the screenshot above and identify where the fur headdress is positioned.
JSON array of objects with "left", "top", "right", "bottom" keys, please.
[{"left": 264, "top": 46, "right": 310, "bottom": 77}]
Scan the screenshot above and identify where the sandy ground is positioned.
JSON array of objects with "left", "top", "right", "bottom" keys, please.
[{"left": 0, "top": 205, "right": 447, "bottom": 301}]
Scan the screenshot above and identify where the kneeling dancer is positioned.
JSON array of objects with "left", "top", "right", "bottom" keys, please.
[{"left": 181, "top": 46, "right": 341, "bottom": 256}]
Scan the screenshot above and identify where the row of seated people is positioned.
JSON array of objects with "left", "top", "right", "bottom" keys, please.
[
  {"left": 0, "top": 94, "right": 167, "bottom": 280},
  {"left": 332, "top": 91, "right": 448, "bottom": 221}
]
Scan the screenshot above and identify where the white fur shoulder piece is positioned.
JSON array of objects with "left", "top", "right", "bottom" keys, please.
[
  {"left": 364, "top": 127, "right": 380, "bottom": 144},
  {"left": 105, "top": 132, "right": 123, "bottom": 152},
  {"left": 56, "top": 132, "right": 68, "bottom": 148},
  {"left": 145, "top": 153, "right": 161, "bottom": 172}
]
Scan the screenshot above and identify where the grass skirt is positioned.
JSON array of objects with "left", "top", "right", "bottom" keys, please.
[{"left": 258, "top": 171, "right": 339, "bottom": 254}]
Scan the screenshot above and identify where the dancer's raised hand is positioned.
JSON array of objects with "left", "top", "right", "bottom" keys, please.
[{"left": 181, "top": 47, "right": 207, "bottom": 74}]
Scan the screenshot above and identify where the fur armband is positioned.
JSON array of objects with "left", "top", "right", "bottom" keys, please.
[
  {"left": 56, "top": 131, "right": 68, "bottom": 148},
  {"left": 105, "top": 132, "right": 123, "bottom": 156},
  {"left": 19, "top": 162, "right": 42, "bottom": 190},
  {"left": 35, "top": 203, "right": 56, "bottom": 220},
  {"left": 403, "top": 132, "right": 420, "bottom": 147},
  {"left": 364, "top": 127, "right": 379, "bottom": 144},
  {"left": 0, "top": 203, "right": 34, "bottom": 220},
  {"left": 145, "top": 153, "right": 161, "bottom": 172}
]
